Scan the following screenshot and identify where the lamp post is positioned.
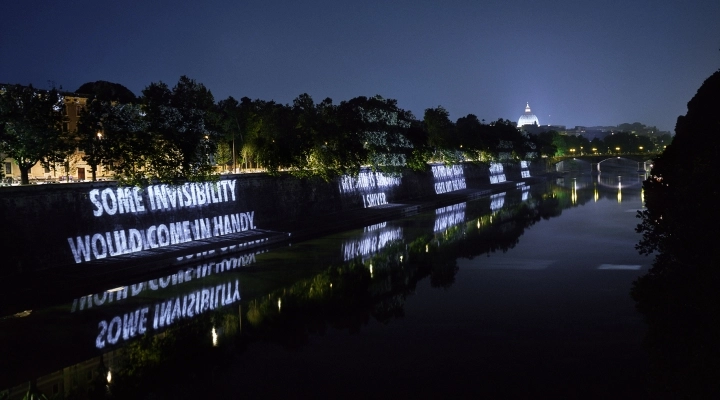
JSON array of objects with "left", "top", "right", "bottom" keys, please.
[{"left": 92, "top": 131, "right": 103, "bottom": 181}]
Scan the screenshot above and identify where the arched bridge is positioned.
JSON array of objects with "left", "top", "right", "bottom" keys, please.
[{"left": 551, "top": 153, "right": 658, "bottom": 173}]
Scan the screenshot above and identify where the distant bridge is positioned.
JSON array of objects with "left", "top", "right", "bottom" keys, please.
[{"left": 550, "top": 153, "right": 659, "bottom": 173}]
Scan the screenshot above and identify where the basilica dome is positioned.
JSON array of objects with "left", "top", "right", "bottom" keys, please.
[{"left": 517, "top": 102, "right": 539, "bottom": 127}]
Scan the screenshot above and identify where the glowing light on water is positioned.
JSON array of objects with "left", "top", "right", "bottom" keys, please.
[
  {"left": 107, "top": 371, "right": 112, "bottom": 384},
  {"left": 594, "top": 182, "right": 599, "bottom": 202},
  {"left": 277, "top": 298, "right": 282, "bottom": 312},
  {"left": 212, "top": 327, "right": 218, "bottom": 347},
  {"left": 641, "top": 188, "right": 645, "bottom": 206},
  {"left": 572, "top": 179, "right": 577, "bottom": 204},
  {"left": 370, "top": 263, "right": 374, "bottom": 278}
]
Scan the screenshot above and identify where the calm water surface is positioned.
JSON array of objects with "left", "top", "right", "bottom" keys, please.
[{"left": 1, "top": 169, "right": 651, "bottom": 399}]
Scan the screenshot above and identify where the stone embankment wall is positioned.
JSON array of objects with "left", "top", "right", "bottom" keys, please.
[{"left": 0, "top": 161, "right": 544, "bottom": 277}]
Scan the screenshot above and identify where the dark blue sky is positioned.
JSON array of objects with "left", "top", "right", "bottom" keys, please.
[{"left": 2, "top": 0, "right": 718, "bottom": 131}]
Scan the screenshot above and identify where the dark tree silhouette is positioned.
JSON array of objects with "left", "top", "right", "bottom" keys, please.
[
  {"left": 633, "top": 69, "right": 720, "bottom": 398},
  {"left": 75, "top": 80, "right": 136, "bottom": 103}
]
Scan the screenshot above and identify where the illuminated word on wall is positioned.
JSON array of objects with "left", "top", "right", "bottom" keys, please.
[
  {"left": 339, "top": 170, "right": 401, "bottom": 208},
  {"left": 68, "top": 179, "right": 256, "bottom": 264},
  {"left": 432, "top": 164, "right": 466, "bottom": 194},
  {"left": 68, "top": 212, "right": 255, "bottom": 263},
  {"left": 520, "top": 161, "right": 531, "bottom": 178},
  {"left": 89, "top": 180, "right": 237, "bottom": 217},
  {"left": 489, "top": 163, "right": 506, "bottom": 184}
]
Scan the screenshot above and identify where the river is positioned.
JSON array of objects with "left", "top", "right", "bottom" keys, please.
[{"left": 0, "top": 166, "right": 651, "bottom": 399}]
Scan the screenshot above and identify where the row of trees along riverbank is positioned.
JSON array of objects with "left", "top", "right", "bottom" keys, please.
[{"left": 2, "top": 76, "right": 664, "bottom": 185}]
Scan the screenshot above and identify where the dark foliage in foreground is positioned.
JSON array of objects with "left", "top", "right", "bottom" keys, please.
[{"left": 633, "top": 69, "right": 720, "bottom": 398}]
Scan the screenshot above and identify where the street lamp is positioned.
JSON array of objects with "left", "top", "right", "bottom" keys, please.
[
  {"left": 639, "top": 146, "right": 643, "bottom": 153},
  {"left": 615, "top": 147, "right": 621, "bottom": 153},
  {"left": 592, "top": 148, "right": 597, "bottom": 154}
]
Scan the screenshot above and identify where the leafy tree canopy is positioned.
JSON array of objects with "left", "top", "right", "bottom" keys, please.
[
  {"left": 75, "top": 80, "right": 137, "bottom": 103},
  {"left": 0, "top": 84, "right": 64, "bottom": 184}
]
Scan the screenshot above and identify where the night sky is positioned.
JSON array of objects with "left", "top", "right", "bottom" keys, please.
[{"left": 2, "top": 0, "right": 718, "bottom": 132}]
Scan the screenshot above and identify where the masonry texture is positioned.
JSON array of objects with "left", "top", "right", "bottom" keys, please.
[{"left": 0, "top": 161, "right": 543, "bottom": 278}]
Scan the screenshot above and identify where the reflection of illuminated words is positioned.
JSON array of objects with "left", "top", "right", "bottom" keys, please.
[
  {"left": 434, "top": 203, "right": 466, "bottom": 232},
  {"left": 343, "top": 227, "right": 403, "bottom": 260},
  {"left": 95, "top": 279, "right": 241, "bottom": 349},
  {"left": 73, "top": 253, "right": 257, "bottom": 312},
  {"left": 364, "top": 222, "right": 387, "bottom": 232},
  {"left": 491, "top": 193, "right": 505, "bottom": 211}
]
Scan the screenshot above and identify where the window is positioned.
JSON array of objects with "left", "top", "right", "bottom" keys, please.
[
  {"left": 63, "top": 122, "right": 69, "bottom": 132},
  {"left": 4, "top": 162, "right": 11, "bottom": 175},
  {"left": 76, "top": 105, "right": 81, "bottom": 117},
  {"left": 44, "top": 165, "right": 50, "bottom": 173}
]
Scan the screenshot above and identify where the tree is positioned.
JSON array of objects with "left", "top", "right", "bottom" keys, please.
[
  {"left": 76, "top": 99, "right": 147, "bottom": 183},
  {"left": 242, "top": 99, "right": 301, "bottom": 174},
  {"left": 456, "top": 114, "right": 483, "bottom": 150},
  {"left": 216, "top": 96, "right": 253, "bottom": 172},
  {"left": 531, "top": 130, "right": 558, "bottom": 158},
  {"left": 141, "top": 76, "right": 219, "bottom": 183},
  {"left": 589, "top": 137, "right": 606, "bottom": 154},
  {"left": 603, "top": 131, "right": 637, "bottom": 154},
  {"left": 0, "top": 84, "right": 64, "bottom": 184},
  {"left": 424, "top": 106, "right": 455, "bottom": 150},
  {"left": 352, "top": 95, "right": 413, "bottom": 171},
  {"left": 289, "top": 93, "right": 336, "bottom": 179},
  {"left": 75, "top": 80, "right": 137, "bottom": 103},
  {"left": 479, "top": 118, "right": 527, "bottom": 160},
  {"left": 632, "top": 68, "right": 720, "bottom": 399}
]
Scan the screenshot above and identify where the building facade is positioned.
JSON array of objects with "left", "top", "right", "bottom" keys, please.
[{"left": 1, "top": 87, "right": 112, "bottom": 184}]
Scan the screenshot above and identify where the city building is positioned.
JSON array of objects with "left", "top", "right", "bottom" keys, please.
[
  {"left": 517, "top": 102, "right": 539, "bottom": 128},
  {"left": 1, "top": 84, "right": 112, "bottom": 184}
]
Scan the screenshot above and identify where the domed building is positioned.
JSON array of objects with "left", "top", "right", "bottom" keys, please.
[{"left": 517, "top": 102, "right": 539, "bottom": 127}]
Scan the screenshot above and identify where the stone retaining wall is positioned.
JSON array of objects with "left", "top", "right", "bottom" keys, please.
[{"left": 0, "top": 161, "right": 544, "bottom": 276}]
